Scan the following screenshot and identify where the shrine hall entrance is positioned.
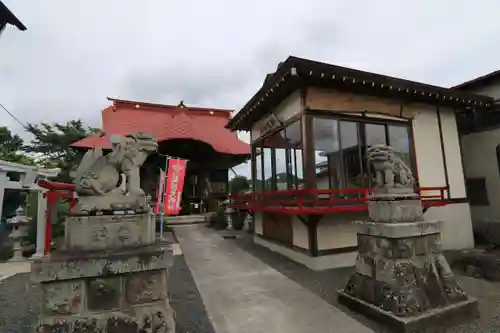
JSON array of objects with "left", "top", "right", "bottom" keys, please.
[{"left": 141, "top": 138, "right": 245, "bottom": 216}]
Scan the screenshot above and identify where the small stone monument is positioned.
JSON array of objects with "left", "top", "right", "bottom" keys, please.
[
  {"left": 31, "top": 132, "right": 176, "bottom": 332},
  {"left": 7, "top": 206, "right": 30, "bottom": 262},
  {"left": 338, "top": 145, "right": 478, "bottom": 332}
]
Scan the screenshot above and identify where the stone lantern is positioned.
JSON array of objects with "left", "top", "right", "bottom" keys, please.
[
  {"left": 7, "top": 206, "right": 31, "bottom": 262},
  {"left": 225, "top": 205, "right": 234, "bottom": 231}
]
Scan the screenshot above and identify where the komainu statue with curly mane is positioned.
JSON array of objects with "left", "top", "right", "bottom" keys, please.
[
  {"left": 367, "top": 144, "right": 414, "bottom": 189},
  {"left": 72, "top": 132, "right": 158, "bottom": 214}
]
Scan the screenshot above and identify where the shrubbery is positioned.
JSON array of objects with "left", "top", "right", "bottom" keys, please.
[{"left": 208, "top": 208, "right": 228, "bottom": 230}]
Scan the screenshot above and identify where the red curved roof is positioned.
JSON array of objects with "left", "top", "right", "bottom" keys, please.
[{"left": 71, "top": 98, "right": 250, "bottom": 155}]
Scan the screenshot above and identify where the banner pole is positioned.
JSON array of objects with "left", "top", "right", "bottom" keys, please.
[{"left": 160, "top": 157, "right": 169, "bottom": 239}]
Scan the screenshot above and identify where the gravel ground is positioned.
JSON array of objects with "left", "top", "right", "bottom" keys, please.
[
  {"left": 0, "top": 272, "right": 41, "bottom": 333},
  {"left": 0, "top": 231, "right": 215, "bottom": 333},
  {"left": 234, "top": 233, "right": 500, "bottom": 333},
  {"left": 169, "top": 256, "right": 216, "bottom": 333}
]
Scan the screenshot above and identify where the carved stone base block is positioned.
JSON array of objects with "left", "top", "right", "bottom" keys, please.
[
  {"left": 338, "top": 291, "right": 478, "bottom": 333},
  {"left": 338, "top": 222, "right": 478, "bottom": 332},
  {"left": 367, "top": 198, "right": 424, "bottom": 223},
  {"left": 31, "top": 214, "right": 175, "bottom": 333},
  {"left": 64, "top": 213, "right": 156, "bottom": 251}
]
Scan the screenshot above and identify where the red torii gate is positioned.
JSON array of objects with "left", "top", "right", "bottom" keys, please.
[{"left": 37, "top": 180, "right": 77, "bottom": 255}]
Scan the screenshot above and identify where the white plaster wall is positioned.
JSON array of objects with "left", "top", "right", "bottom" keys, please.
[
  {"left": 311, "top": 203, "right": 473, "bottom": 253},
  {"left": 439, "top": 109, "right": 467, "bottom": 199},
  {"left": 461, "top": 129, "right": 500, "bottom": 221},
  {"left": 254, "top": 211, "right": 263, "bottom": 235},
  {"left": 251, "top": 90, "right": 302, "bottom": 142},
  {"left": 316, "top": 213, "right": 367, "bottom": 250},
  {"left": 412, "top": 105, "right": 447, "bottom": 196},
  {"left": 412, "top": 107, "right": 473, "bottom": 249},
  {"left": 458, "top": 80, "right": 500, "bottom": 222},
  {"left": 292, "top": 216, "right": 309, "bottom": 249},
  {"left": 424, "top": 203, "right": 474, "bottom": 249}
]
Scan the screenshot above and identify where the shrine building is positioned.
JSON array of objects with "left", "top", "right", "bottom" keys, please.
[
  {"left": 228, "top": 56, "right": 494, "bottom": 270},
  {"left": 71, "top": 98, "right": 251, "bottom": 215},
  {"left": 452, "top": 71, "right": 500, "bottom": 224}
]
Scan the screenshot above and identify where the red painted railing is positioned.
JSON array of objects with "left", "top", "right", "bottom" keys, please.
[{"left": 230, "top": 186, "right": 448, "bottom": 215}]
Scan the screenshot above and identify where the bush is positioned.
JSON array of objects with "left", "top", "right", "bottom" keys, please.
[
  {"left": 209, "top": 209, "right": 228, "bottom": 230},
  {"left": 231, "top": 211, "right": 246, "bottom": 231}
]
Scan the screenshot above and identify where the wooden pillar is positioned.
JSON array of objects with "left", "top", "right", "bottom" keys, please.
[{"left": 301, "top": 115, "right": 316, "bottom": 189}]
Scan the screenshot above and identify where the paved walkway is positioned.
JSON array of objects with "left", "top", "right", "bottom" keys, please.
[
  {"left": 0, "top": 261, "right": 31, "bottom": 282},
  {"left": 175, "top": 225, "right": 374, "bottom": 333}
]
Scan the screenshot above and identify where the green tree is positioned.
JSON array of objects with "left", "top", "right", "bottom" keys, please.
[
  {"left": 23, "top": 120, "right": 99, "bottom": 183},
  {"left": 0, "top": 126, "right": 34, "bottom": 164},
  {"left": 230, "top": 175, "right": 250, "bottom": 195}
]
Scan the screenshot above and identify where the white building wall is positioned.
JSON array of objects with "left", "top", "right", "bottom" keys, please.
[
  {"left": 292, "top": 217, "right": 309, "bottom": 249},
  {"left": 458, "top": 80, "right": 500, "bottom": 222},
  {"left": 461, "top": 129, "right": 500, "bottom": 221},
  {"left": 311, "top": 106, "right": 474, "bottom": 253},
  {"left": 254, "top": 211, "right": 263, "bottom": 235},
  {"left": 413, "top": 106, "right": 473, "bottom": 249}
]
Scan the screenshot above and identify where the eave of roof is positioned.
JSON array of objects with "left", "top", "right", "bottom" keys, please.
[
  {"left": 452, "top": 70, "right": 500, "bottom": 90},
  {"left": 227, "top": 56, "right": 495, "bottom": 131},
  {"left": 0, "top": 1, "right": 27, "bottom": 31}
]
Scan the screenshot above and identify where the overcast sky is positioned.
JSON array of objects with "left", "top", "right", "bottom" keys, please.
[{"left": 2, "top": 0, "right": 500, "bottom": 177}]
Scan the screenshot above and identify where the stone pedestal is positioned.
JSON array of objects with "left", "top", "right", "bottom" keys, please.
[
  {"left": 31, "top": 212, "right": 175, "bottom": 333},
  {"left": 338, "top": 195, "right": 478, "bottom": 332}
]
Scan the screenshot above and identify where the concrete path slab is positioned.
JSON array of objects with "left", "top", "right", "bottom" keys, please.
[
  {"left": 0, "top": 261, "right": 31, "bottom": 282},
  {"left": 175, "top": 225, "right": 374, "bottom": 333}
]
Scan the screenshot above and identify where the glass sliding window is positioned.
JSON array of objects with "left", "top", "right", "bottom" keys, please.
[
  {"left": 268, "top": 128, "right": 290, "bottom": 191},
  {"left": 254, "top": 145, "right": 263, "bottom": 192},
  {"left": 365, "top": 123, "right": 387, "bottom": 147},
  {"left": 312, "top": 118, "right": 340, "bottom": 190},
  {"left": 339, "top": 121, "right": 364, "bottom": 188},
  {"left": 388, "top": 125, "right": 412, "bottom": 174},
  {"left": 285, "top": 121, "right": 304, "bottom": 189},
  {"left": 262, "top": 147, "right": 272, "bottom": 191},
  {"left": 253, "top": 120, "right": 304, "bottom": 192}
]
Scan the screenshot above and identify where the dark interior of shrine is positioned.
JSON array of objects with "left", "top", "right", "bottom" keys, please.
[{"left": 140, "top": 138, "right": 249, "bottom": 215}]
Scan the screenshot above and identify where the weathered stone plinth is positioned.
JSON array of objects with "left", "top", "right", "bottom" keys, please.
[
  {"left": 338, "top": 198, "right": 478, "bottom": 332},
  {"left": 31, "top": 213, "right": 175, "bottom": 333},
  {"left": 64, "top": 213, "right": 156, "bottom": 251}
]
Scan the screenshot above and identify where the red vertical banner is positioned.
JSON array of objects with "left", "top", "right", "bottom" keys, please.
[
  {"left": 155, "top": 169, "right": 166, "bottom": 214},
  {"left": 164, "top": 159, "right": 187, "bottom": 215}
]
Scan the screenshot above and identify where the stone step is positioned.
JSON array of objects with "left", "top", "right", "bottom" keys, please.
[{"left": 163, "top": 215, "right": 207, "bottom": 225}]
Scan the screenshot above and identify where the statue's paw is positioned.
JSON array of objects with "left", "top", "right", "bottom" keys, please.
[{"left": 128, "top": 189, "right": 145, "bottom": 196}]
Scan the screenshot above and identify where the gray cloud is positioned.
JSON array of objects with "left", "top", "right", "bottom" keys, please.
[{"left": 1, "top": 0, "right": 500, "bottom": 178}]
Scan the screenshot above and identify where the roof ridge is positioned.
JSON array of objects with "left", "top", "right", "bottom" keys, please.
[{"left": 107, "top": 97, "right": 233, "bottom": 114}]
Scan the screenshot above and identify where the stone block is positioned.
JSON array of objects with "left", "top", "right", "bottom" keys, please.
[
  {"left": 43, "top": 281, "right": 84, "bottom": 316},
  {"left": 338, "top": 290, "right": 479, "bottom": 333},
  {"left": 125, "top": 270, "right": 166, "bottom": 305},
  {"left": 31, "top": 242, "right": 173, "bottom": 283},
  {"left": 87, "top": 277, "right": 122, "bottom": 311},
  {"left": 413, "top": 237, "right": 427, "bottom": 256},
  {"left": 355, "top": 220, "right": 442, "bottom": 238},
  {"left": 38, "top": 302, "right": 175, "bottom": 333},
  {"left": 64, "top": 213, "right": 155, "bottom": 251},
  {"left": 391, "top": 238, "right": 414, "bottom": 259},
  {"left": 473, "top": 220, "right": 500, "bottom": 247},
  {"left": 368, "top": 199, "right": 424, "bottom": 223}
]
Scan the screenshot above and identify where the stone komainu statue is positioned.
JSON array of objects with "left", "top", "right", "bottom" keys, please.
[
  {"left": 73, "top": 132, "right": 158, "bottom": 214},
  {"left": 367, "top": 144, "right": 414, "bottom": 189}
]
